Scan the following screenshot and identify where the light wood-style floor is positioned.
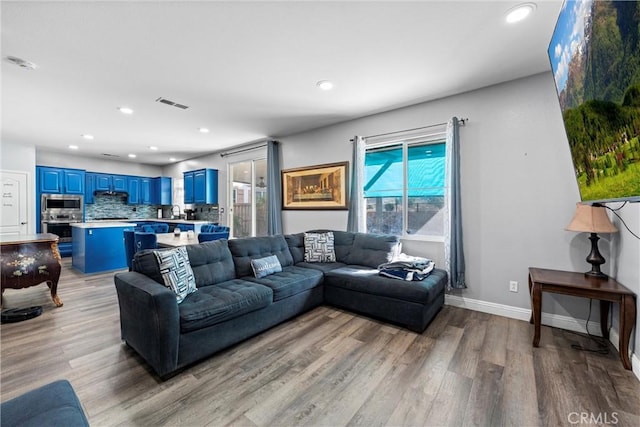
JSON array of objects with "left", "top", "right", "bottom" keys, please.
[{"left": 1, "top": 259, "right": 639, "bottom": 426}]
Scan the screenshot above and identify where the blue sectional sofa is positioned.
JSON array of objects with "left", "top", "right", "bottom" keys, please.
[
  {"left": 0, "top": 380, "right": 89, "bottom": 427},
  {"left": 113, "top": 231, "right": 447, "bottom": 378}
]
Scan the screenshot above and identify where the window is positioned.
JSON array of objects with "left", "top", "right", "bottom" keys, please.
[{"left": 364, "top": 137, "right": 446, "bottom": 239}]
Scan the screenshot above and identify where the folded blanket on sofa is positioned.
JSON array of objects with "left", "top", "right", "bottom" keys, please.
[{"left": 378, "top": 254, "right": 435, "bottom": 281}]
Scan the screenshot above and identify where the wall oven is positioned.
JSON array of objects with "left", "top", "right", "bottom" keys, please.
[{"left": 40, "top": 194, "right": 83, "bottom": 243}]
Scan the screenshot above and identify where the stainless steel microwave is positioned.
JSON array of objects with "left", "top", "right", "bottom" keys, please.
[{"left": 41, "top": 194, "right": 83, "bottom": 211}]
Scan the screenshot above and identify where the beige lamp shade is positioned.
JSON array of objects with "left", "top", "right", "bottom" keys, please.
[{"left": 566, "top": 203, "right": 618, "bottom": 233}]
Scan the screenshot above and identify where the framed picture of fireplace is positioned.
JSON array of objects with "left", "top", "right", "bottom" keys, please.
[{"left": 282, "top": 161, "right": 349, "bottom": 210}]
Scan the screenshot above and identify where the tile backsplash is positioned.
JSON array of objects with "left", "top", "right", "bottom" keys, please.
[
  {"left": 86, "top": 194, "right": 221, "bottom": 222},
  {"left": 85, "top": 194, "right": 161, "bottom": 220}
]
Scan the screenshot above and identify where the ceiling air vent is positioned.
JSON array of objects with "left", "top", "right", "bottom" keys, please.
[
  {"left": 155, "top": 97, "right": 189, "bottom": 110},
  {"left": 102, "top": 153, "right": 121, "bottom": 158}
]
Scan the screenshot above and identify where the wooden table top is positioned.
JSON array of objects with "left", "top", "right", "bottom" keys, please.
[
  {"left": 156, "top": 232, "right": 198, "bottom": 248},
  {"left": 0, "top": 233, "right": 60, "bottom": 245},
  {"left": 529, "top": 267, "right": 635, "bottom": 295}
]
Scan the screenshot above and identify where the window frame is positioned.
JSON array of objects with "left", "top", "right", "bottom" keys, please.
[{"left": 363, "top": 132, "right": 447, "bottom": 242}]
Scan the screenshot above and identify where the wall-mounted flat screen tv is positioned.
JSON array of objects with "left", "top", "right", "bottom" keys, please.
[{"left": 548, "top": 0, "right": 640, "bottom": 204}]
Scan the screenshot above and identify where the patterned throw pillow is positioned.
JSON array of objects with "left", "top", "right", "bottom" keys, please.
[
  {"left": 304, "top": 232, "right": 336, "bottom": 263},
  {"left": 153, "top": 246, "right": 197, "bottom": 303},
  {"left": 250, "top": 255, "right": 283, "bottom": 278}
]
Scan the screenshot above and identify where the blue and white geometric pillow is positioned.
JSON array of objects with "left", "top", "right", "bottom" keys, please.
[
  {"left": 153, "top": 246, "right": 197, "bottom": 303},
  {"left": 304, "top": 231, "right": 336, "bottom": 263}
]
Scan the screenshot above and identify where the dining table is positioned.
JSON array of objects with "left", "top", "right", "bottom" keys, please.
[{"left": 156, "top": 231, "right": 198, "bottom": 248}]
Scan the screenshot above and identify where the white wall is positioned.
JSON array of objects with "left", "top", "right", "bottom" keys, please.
[
  {"left": 610, "top": 206, "right": 640, "bottom": 361},
  {"left": 36, "top": 150, "right": 163, "bottom": 176},
  {"left": 277, "top": 72, "right": 640, "bottom": 343},
  {"left": 1, "top": 140, "right": 37, "bottom": 233}
]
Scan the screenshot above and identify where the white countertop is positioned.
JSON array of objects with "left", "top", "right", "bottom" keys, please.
[
  {"left": 72, "top": 222, "right": 137, "bottom": 229},
  {"left": 144, "top": 219, "right": 211, "bottom": 224}
]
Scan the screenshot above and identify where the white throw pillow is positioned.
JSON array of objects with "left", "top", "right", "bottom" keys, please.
[{"left": 304, "top": 232, "right": 336, "bottom": 263}]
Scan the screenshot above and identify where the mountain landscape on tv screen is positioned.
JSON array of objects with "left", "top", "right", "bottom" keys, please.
[{"left": 549, "top": 0, "right": 640, "bottom": 202}]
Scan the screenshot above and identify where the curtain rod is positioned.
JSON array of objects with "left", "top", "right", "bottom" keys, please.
[
  {"left": 363, "top": 117, "right": 468, "bottom": 140},
  {"left": 220, "top": 143, "right": 267, "bottom": 158}
]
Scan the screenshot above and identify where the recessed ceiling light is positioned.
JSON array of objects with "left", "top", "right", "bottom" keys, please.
[
  {"left": 118, "top": 107, "right": 134, "bottom": 114},
  {"left": 128, "top": 153, "right": 136, "bottom": 158},
  {"left": 68, "top": 145, "right": 79, "bottom": 150},
  {"left": 149, "top": 146, "right": 158, "bottom": 150},
  {"left": 199, "top": 128, "right": 210, "bottom": 133},
  {"left": 505, "top": 3, "right": 536, "bottom": 23},
  {"left": 316, "top": 80, "right": 334, "bottom": 91},
  {"left": 82, "top": 134, "right": 94, "bottom": 140},
  {"left": 169, "top": 157, "right": 177, "bottom": 162}
]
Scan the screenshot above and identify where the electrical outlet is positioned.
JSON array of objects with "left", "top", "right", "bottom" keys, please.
[{"left": 509, "top": 281, "right": 518, "bottom": 292}]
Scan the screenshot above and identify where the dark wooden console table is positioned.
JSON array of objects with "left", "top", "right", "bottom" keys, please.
[
  {"left": 529, "top": 267, "right": 636, "bottom": 370},
  {"left": 1, "top": 233, "right": 63, "bottom": 308}
]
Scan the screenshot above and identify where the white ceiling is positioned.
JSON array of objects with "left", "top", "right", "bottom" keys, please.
[{"left": 1, "top": 0, "right": 563, "bottom": 166}]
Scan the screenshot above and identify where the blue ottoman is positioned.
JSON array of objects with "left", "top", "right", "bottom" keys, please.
[{"left": 1, "top": 380, "right": 89, "bottom": 426}]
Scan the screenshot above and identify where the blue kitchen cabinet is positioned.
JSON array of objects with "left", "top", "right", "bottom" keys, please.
[
  {"left": 95, "top": 173, "right": 127, "bottom": 192},
  {"left": 85, "top": 173, "right": 95, "bottom": 203},
  {"left": 37, "top": 166, "right": 85, "bottom": 194},
  {"left": 113, "top": 175, "right": 127, "bottom": 192},
  {"left": 127, "top": 176, "right": 140, "bottom": 204},
  {"left": 151, "top": 177, "right": 172, "bottom": 205},
  {"left": 140, "top": 178, "right": 151, "bottom": 204},
  {"left": 94, "top": 174, "right": 111, "bottom": 191},
  {"left": 72, "top": 224, "right": 134, "bottom": 273},
  {"left": 184, "top": 168, "right": 217, "bottom": 204},
  {"left": 64, "top": 169, "right": 85, "bottom": 194},
  {"left": 183, "top": 171, "right": 195, "bottom": 204}
]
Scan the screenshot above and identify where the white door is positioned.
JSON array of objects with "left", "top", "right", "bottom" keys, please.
[{"left": 0, "top": 171, "right": 29, "bottom": 236}]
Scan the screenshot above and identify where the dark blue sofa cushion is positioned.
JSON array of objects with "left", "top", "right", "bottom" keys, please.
[
  {"left": 294, "top": 261, "right": 347, "bottom": 273},
  {"left": 133, "top": 240, "right": 237, "bottom": 288},
  {"left": 178, "top": 279, "right": 273, "bottom": 332},
  {"left": 0, "top": 380, "right": 89, "bottom": 427},
  {"left": 185, "top": 239, "right": 236, "bottom": 286},
  {"left": 228, "top": 235, "right": 294, "bottom": 277},
  {"left": 344, "top": 233, "right": 400, "bottom": 268},
  {"left": 244, "top": 265, "right": 323, "bottom": 301},
  {"left": 324, "top": 266, "right": 447, "bottom": 304}
]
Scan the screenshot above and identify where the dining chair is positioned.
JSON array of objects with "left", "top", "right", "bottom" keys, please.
[
  {"left": 134, "top": 231, "right": 158, "bottom": 252},
  {"left": 197, "top": 231, "right": 229, "bottom": 243},
  {"left": 123, "top": 229, "right": 136, "bottom": 270}
]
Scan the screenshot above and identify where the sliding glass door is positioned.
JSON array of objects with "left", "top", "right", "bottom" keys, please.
[{"left": 229, "top": 159, "right": 267, "bottom": 238}]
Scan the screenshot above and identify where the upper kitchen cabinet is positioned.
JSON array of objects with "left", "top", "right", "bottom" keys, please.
[
  {"left": 140, "top": 178, "right": 152, "bottom": 205},
  {"left": 94, "top": 173, "right": 127, "bottom": 192},
  {"left": 183, "top": 169, "right": 217, "bottom": 204},
  {"left": 151, "top": 177, "right": 172, "bottom": 205},
  {"left": 37, "top": 166, "right": 85, "bottom": 195},
  {"left": 127, "top": 176, "right": 141, "bottom": 204},
  {"left": 183, "top": 171, "right": 195, "bottom": 204},
  {"left": 85, "top": 173, "right": 95, "bottom": 203}
]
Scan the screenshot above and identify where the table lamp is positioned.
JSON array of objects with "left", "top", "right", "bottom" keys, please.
[{"left": 566, "top": 203, "right": 618, "bottom": 278}]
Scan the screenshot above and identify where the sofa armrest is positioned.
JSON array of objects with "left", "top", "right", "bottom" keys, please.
[{"left": 113, "top": 271, "right": 180, "bottom": 377}]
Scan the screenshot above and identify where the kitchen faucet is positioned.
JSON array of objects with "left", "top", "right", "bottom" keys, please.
[{"left": 171, "top": 205, "right": 182, "bottom": 219}]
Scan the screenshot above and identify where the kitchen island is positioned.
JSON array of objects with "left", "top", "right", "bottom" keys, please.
[
  {"left": 71, "top": 222, "right": 136, "bottom": 274},
  {"left": 136, "top": 219, "right": 212, "bottom": 233}
]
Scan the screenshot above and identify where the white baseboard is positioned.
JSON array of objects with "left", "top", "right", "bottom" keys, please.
[{"left": 444, "top": 294, "right": 639, "bottom": 381}]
